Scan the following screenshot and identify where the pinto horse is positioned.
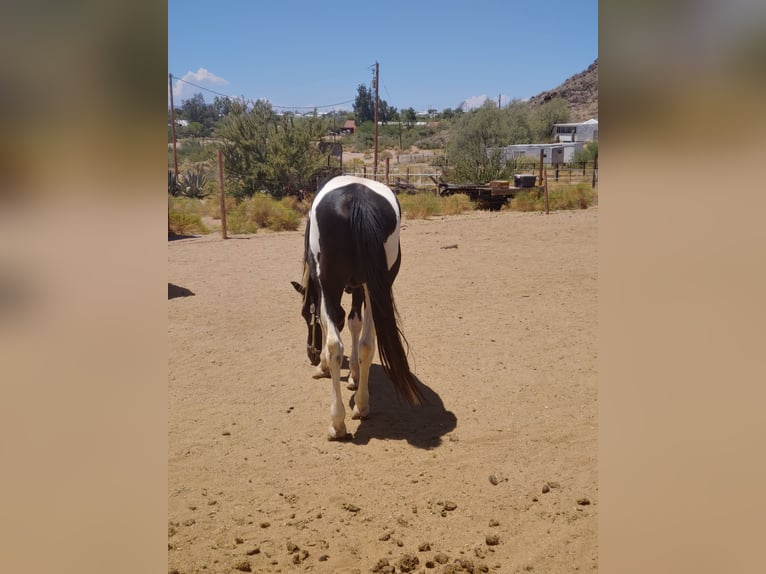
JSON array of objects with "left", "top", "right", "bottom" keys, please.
[{"left": 291, "top": 175, "right": 424, "bottom": 439}]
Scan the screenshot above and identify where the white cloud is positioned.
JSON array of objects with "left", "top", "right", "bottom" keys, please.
[
  {"left": 172, "top": 68, "right": 229, "bottom": 100},
  {"left": 461, "top": 95, "right": 488, "bottom": 111},
  {"left": 461, "top": 94, "right": 518, "bottom": 110}
]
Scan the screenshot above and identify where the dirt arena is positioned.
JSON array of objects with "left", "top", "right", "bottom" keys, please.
[{"left": 168, "top": 206, "right": 598, "bottom": 573}]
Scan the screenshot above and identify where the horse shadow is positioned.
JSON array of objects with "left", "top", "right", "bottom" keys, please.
[
  {"left": 168, "top": 283, "right": 195, "bottom": 299},
  {"left": 346, "top": 365, "right": 457, "bottom": 450}
]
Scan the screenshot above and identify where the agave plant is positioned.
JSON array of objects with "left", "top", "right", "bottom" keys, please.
[{"left": 179, "top": 169, "right": 210, "bottom": 199}]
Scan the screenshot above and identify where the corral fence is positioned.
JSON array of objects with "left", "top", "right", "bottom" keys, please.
[{"left": 343, "top": 160, "right": 599, "bottom": 193}]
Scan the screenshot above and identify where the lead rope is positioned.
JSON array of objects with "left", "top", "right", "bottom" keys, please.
[{"left": 309, "top": 303, "right": 319, "bottom": 349}]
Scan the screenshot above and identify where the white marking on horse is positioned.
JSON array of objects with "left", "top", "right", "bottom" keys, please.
[
  {"left": 309, "top": 175, "right": 401, "bottom": 271},
  {"left": 296, "top": 176, "right": 423, "bottom": 440}
]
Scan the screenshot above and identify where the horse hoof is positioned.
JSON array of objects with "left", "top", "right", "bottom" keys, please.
[
  {"left": 346, "top": 377, "right": 359, "bottom": 391},
  {"left": 312, "top": 366, "right": 330, "bottom": 379},
  {"left": 351, "top": 404, "right": 369, "bottom": 420},
  {"left": 327, "top": 423, "right": 347, "bottom": 440}
]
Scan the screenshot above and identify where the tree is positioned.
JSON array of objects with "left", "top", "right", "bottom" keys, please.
[
  {"left": 529, "top": 97, "right": 570, "bottom": 142},
  {"left": 212, "top": 95, "right": 235, "bottom": 119},
  {"left": 219, "top": 100, "right": 330, "bottom": 199},
  {"left": 378, "top": 100, "right": 397, "bottom": 124},
  {"left": 218, "top": 100, "right": 274, "bottom": 198},
  {"left": 352, "top": 83, "right": 394, "bottom": 125},
  {"left": 262, "top": 113, "right": 329, "bottom": 197},
  {"left": 353, "top": 84, "right": 374, "bottom": 124},
  {"left": 178, "top": 92, "right": 219, "bottom": 136},
  {"left": 503, "top": 99, "right": 532, "bottom": 144},
  {"left": 445, "top": 101, "right": 511, "bottom": 183},
  {"left": 402, "top": 107, "right": 417, "bottom": 128},
  {"left": 572, "top": 141, "right": 598, "bottom": 168}
]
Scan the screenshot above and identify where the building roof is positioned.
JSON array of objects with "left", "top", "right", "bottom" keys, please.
[{"left": 553, "top": 118, "right": 598, "bottom": 128}]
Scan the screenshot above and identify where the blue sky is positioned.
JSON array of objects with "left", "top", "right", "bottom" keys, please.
[{"left": 168, "top": 0, "right": 597, "bottom": 113}]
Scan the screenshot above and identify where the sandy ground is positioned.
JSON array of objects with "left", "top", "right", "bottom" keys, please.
[{"left": 168, "top": 206, "right": 598, "bottom": 574}]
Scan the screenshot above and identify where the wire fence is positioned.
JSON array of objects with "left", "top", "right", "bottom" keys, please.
[{"left": 342, "top": 162, "right": 599, "bottom": 191}]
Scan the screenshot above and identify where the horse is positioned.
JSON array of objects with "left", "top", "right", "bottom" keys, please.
[{"left": 291, "top": 175, "right": 424, "bottom": 439}]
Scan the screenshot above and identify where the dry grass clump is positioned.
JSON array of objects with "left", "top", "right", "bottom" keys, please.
[
  {"left": 168, "top": 197, "right": 209, "bottom": 235},
  {"left": 169, "top": 194, "right": 302, "bottom": 235},
  {"left": 398, "top": 192, "right": 475, "bottom": 219},
  {"left": 225, "top": 195, "right": 301, "bottom": 233},
  {"left": 507, "top": 183, "right": 597, "bottom": 212},
  {"left": 442, "top": 193, "right": 474, "bottom": 215},
  {"left": 399, "top": 193, "right": 441, "bottom": 219}
]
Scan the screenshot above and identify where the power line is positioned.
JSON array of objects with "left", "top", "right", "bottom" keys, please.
[{"left": 170, "top": 74, "right": 354, "bottom": 110}]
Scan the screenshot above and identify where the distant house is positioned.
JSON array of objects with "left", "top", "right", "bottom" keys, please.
[
  {"left": 491, "top": 142, "right": 585, "bottom": 165},
  {"left": 552, "top": 118, "right": 598, "bottom": 143},
  {"left": 342, "top": 120, "right": 356, "bottom": 134}
]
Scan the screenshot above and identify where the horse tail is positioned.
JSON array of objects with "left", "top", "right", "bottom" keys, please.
[{"left": 349, "top": 191, "right": 425, "bottom": 406}]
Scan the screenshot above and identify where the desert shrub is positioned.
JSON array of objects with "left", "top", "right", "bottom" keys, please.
[
  {"left": 169, "top": 196, "right": 207, "bottom": 217},
  {"left": 398, "top": 193, "right": 441, "bottom": 219},
  {"left": 225, "top": 194, "right": 301, "bottom": 233},
  {"left": 441, "top": 193, "right": 475, "bottom": 215},
  {"left": 506, "top": 183, "right": 597, "bottom": 212},
  {"left": 552, "top": 183, "right": 597, "bottom": 209},
  {"left": 507, "top": 190, "right": 540, "bottom": 212},
  {"left": 168, "top": 212, "right": 209, "bottom": 235},
  {"left": 168, "top": 197, "right": 211, "bottom": 234},
  {"left": 398, "top": 192, "right": 476, "bottom": 219},
  {"left": 280, "top": 195, "right": 312, "bottom": 217}
]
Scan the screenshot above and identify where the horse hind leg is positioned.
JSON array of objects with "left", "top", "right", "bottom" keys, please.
[
  {"left": 312, "top": 350, "right": 330, "bottom": 379},
  {"left": 352, "top": 285, "right": 376, "bottom": 420},
  {"left": 346, "top": 287, "right": 364, "bottom": 390},
  {"left": 320, "top": 296, "right": 347, "bottom": 440}
]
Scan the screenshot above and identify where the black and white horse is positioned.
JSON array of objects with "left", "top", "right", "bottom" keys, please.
[{"left": 292, "top": 175, "right": 424, "bottom": 439}]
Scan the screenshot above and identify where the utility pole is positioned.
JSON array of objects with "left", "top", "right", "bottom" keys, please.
[
  {"left": 373, "top": 61, "right": 379, "bottom": 180},
  {"left": 169, "top": 73, "right": 179, "bottom": 180}
]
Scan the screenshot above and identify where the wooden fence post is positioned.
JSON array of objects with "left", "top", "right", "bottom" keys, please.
[
  {"left": 592, "top": 152, "right": 598, "bottom": 188},
  {"left": 217, "top": 149, "right": 227, "bottom": 240}
]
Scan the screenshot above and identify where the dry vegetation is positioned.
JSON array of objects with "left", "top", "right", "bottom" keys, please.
[
  {"left": 169, "top": 182, "right": 598, "bottom": 236},
  {"left": 507, "top": 183, "right": 598, "bottom": 212}
]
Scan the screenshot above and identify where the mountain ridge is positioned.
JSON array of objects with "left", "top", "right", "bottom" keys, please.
[{"left": 528, "top": 59, "right": 598, "bottom": 122}]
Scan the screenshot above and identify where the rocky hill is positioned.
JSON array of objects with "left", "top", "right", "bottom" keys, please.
[{"left": 528, "top": 59, "right": 598, "bottom": 122}]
